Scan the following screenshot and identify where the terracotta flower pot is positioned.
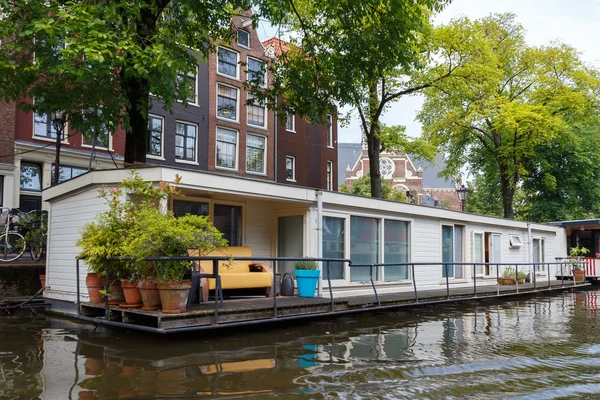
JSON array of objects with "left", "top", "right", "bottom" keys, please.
[
  {"left": 39, "top": 274, "right": 46, "bottom": 291},
  {"left": 86, "top": 273, "right": 104, "bottom": 304},
  {"left": 157, "top": 281, "right": 191, "bottom": 314},
  {"left": 139, "top": 281, "right": 162, "bottom": 311},
  {"left": 106, "top": 279, "right": 125, "bottom": 305},
  {"left": 574, "top": 269, "right": 585, "bottom": 282},
  {"left": 120, "top": 279, "right": 142, "bottom": 308}
]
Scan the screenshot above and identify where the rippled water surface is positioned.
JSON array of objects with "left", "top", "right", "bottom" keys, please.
[{"left": 2, "top": 289, "right": 600, "bottom": 399}]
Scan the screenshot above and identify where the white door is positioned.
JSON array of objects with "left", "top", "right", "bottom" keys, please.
[
  {"left": 486, "top": 233, "right": 501, "bottom": 277},
  {"left": 533, "top": 238, "right": 546, "bottom": 273},
  {"left": 473, "top": 232, "right": 484, "bottom": 276}
]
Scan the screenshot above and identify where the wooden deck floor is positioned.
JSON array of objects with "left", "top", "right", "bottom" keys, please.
[{"left": 76, "top": 280, "right": 590, "bottom": 333}]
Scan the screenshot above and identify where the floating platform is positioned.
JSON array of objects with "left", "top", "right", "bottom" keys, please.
[{"left": 66, "top": 280, "right": 590, "bottom": 334}]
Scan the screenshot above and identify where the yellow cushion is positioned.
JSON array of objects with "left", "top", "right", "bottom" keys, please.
[{"left": 207, "top": 272, "right": 272, "bottom": 290}]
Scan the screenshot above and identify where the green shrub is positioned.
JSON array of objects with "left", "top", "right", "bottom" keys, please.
[{"left": 294, "top": 260, "right": 318, "bottom": 270}]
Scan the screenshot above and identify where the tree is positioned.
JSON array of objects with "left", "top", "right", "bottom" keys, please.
[
  {"left": 340, "top": 175, "right": 408, "bottom": 203},
  {"left": 419, "top": 14, "right": 600, "bottom": 219},
  {"left": 0, "top": 0, "right": 252, "bottom": 164},
  {"left": 257, "top": 0, "right": 455, "bottom": 199}
]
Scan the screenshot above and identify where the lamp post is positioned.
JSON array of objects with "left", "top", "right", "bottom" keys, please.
[
  {"left": 456, "top": 183, "right": 469, "bottom": 211},
  {"left": 51, "top": 111, "right": 65, "bottom": 186}
]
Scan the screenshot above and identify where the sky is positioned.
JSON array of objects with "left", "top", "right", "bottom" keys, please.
[{"left": 258, "top": 0, "right": 600, "bottom": 144}]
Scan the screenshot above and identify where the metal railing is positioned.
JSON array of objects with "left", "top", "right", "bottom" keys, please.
[{"left": 74, "top": 257, "right": 587, "bottom": 332}]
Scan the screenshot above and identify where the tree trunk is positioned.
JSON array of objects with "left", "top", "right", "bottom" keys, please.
[
  {"left": 367, "top": 82, "right": 383, "bottom": 198},
  {"left": 498, "top": 155, "right": 515, "bottom": 219},
  {"left": 123, "top": 75, "right": 150, "bottom": 164}
]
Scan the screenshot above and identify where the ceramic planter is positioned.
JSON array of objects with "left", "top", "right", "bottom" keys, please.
[
  {"left": 120, "top": 279, "right": 142, "bottom": 308},
  {"left": 105, "top": 279, "right": 125, "bottom": 305},
  {"left": 295, "top": 269, "right": 320, "bottom": 298},
  {"left": 85, "top": 273, "right": 104, "bottom": 304},
  {"left": 139, "top": 281, "right": 162, "bottom": 311},
  {"left": 157, "top": 281, "right": 191, "bottom": 314},
  {"left": 574, "top": 269, "right": 585, "bottom": 282}
]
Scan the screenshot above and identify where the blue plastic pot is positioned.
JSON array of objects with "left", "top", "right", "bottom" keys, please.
[{"left": 295, "top": 269, "right": 320, "bottom": 298}]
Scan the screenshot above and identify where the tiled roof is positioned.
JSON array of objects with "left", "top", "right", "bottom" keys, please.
[{"left": 261, "top": 37, "right": 291, "bottom": 57}]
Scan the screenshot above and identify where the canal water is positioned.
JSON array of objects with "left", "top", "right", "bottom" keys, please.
[{"left": 1, "top": 289, "right": 600, "bottom": 399}]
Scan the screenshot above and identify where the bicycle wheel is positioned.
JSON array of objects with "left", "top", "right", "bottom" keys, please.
[{"left": 0, "top": 231, "right": 25, "bottom": 262}]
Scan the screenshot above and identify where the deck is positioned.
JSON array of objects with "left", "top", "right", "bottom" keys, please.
[{"left": 74, "top": 280, "right": 590, "bottom": 334}]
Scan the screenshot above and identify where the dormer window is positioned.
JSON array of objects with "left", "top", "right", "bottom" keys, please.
[{"left": 238, "top": 30, "right": 250, "bottom": 48}]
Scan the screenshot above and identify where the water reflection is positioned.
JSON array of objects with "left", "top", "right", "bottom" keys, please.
[{"left": 2, "top": 290, "right": 600, "bottom": 399}]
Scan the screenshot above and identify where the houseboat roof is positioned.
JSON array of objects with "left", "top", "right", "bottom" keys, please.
[{"left": 548, "top": 219, "right": 600, "bottom": 228}]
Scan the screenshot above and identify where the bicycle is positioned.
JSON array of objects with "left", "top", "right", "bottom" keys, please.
[{"left": 0, "top": 208, "right": 26, "bottom": 262}]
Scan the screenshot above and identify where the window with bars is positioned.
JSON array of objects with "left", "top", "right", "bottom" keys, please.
[
  {"left": 217, "top": 85, "right": 238, "bottom": 120},
  {"left": 286, "top": 112, "right": 295, "bottom": 132},
  {"left": 247, "top": 93, "right": 265, "bottom": 127},
  {"left": 246, "top": 134, "right": 266, "bottom": 174},
  {"left": 216, "top": 128, "right": 237, "bottom": 169},
  {"left": 217, "top": 47, "right": 238, "bottom": 78},
  {"left": 147, "top": 115, "right": 163, "bottom": 157},
  {"left": 247, "top": 58, "right": 266, "bottom": 87},
  {"left": 175, "top": 122, "right": 197, "bottom": 162},
  {"left": 285, "top": 156, "right": 295, "bottom": 181}
]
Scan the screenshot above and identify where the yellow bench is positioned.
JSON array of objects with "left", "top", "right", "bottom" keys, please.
[{"left": 188, "top": 246, "right": 273, "bottom": 301}]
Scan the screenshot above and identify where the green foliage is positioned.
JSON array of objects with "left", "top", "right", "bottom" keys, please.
[
  {"left": 294, "top": 260, "right": 318, "bottom": 270},
  {"left": 502, "top": 266, "right": 515, "bottom": 279},
  {"left": 77, "top": 171, "right": 226, "bottom": 283},
  {"left": 569, "top": 246, "right": 590, "bottom": 257},
  {"left": 340, "top": 175, "right": 408, "bottom": 203},
  {"left": 419, "top": 13, "right": 600, "bottom": 219}
]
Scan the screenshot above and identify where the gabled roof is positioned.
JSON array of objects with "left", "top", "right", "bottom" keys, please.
[{"left": 337, "top": 143, "right": 362, "bottom": 185}]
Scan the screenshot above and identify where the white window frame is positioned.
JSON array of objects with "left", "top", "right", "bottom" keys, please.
[
  {"left": 216, "top": 83, "right": 240, "bottom": 123},
  {"left": 177, "top": 66, "right": 199, "bottom": 106},
  {"left": 246, "top": 56, "right": 267, "bottom": 88},
  {"left": 472, "top": 231, "right": 485, "bottom": 277},
  {"left": 174, "top": 120, "right": 199, "bottom": 165},
  {"left": 533, "top": 237, "right": 546, "bottom": 274},
  {"left": 509, "top": 234, "right": 523, "bottom": 248},
  {"left": 440, "top": 222, "right": 465, "bottom": 281},
  {"left": 237, "top": 30, "right": 250, "bottom": 48},
  {"left": 245, "top": 133, "right": 267, "bottom": 175},
  {"left": 381, "top": 218, "right": 413, "bottom": 283},
  {"left": 216, "top": 126, "right": 239, "bottom": 171},
  {"left": 285, "top": 155, "right": 296, "bottom": 182},
  {"left": 326, "top": 114, "right": 333, "bottom": 148},
  {"left": 146, "top": 114, "right": 165, "bottom": 160},
  {"left": 217, "top": 47, "right": 240, "bottom": 80},
  {"left": 326, "top": 160, "right": 333, "bottom": 191},
  {"left": 322, "top": 212, "right": 351, "bottom": 288},
  {"left": 246, "top": 93, "right": 267, "bottom": 129},
  {"left": 486, "top": 232, "right": 503, "bottom": 278},
  {"left": 286, "top": 111, "right": 295, "bottom": 133}
]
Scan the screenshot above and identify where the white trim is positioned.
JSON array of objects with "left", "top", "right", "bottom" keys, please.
[
  {"left": 174, "top": 119, "right": 199, "bottom": 163},
  {"left": 216, "top": 82, "right": 240, "bottom": 123},
  {"left": 215, "top": 126, "right": 239, "bottom": 171},
  {"left": 147, "top": 114, "right": 165, "bottom": 158},
  {"left": 216, "top": 46, "right": 240, "bottom": 80},
  {"left": 245, "top": 132, "right": 267, "bottom": 175}
]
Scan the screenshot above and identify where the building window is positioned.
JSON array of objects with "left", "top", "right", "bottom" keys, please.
[
  {"left": 323, "top": 216, "right": 345, "bottom": 280},
  {"left": 246, "top": 134, "right": 266, "bottom": 174},
  {"left": 147, "top": 115, "right": 163, "bottom": 157},
  {"left": 81, "top": 108, "right": 110, "bottom": 149},
  {"left": 286, "top": 112, "right": 295, "bottom": 132},
  {"left": 384, "top": 220, "right": 410, "bottom": 280},
  {"left": 213, "top": 204, "right": 242, "bottom": 246},
  {"left": 217, "top": 47, "right": 238, "bottom": 78},
  {"left": 177, "top": 68, "right": 197, "bottom": 104},
  {"left": 237, "top": 30, "right": 250, "bottom": 48},
  {"left": 172, "top": 199, "right": 209, "bottom": 217},
  {"left": 20, "top": 163, "right": 42, "bottom": 191},
  {"left": 247, "top": 57, "right": 266, "bottom": 87},
  {"left": 326, "top": 160, "right": 333, "bottom": 191},
  {"left": 327, "top": 114, "right": 333, "bottom": 148},
  {"left": 247, "top": 93, "right": 265, "bottom": 127},
  {"left": 350, "top": 216, "right": 380, "bottom": 282},
  {"left": 216, "top": 127, "right": 238, "bottom": 169},
  {"left": 285, "top": 156, "right": 295, "bottom": 181},
  {"left": 175, "top": 121, "right": 197, "bottom": 162},
  {"left": 51, "top": 164, "right": 87, "bottom": 185},
  {"left": 33, "top": 111, "right": 58, "bottom": 139},
  {"left": 217, "top": 84, "right": 238, "bottom": 121},
  {"left": 509, "top": 234, "right": 523, "bottom": 248}
]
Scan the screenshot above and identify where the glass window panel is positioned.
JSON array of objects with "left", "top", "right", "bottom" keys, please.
[
  {"left": 216, "top": 128, "right": 237, "bottom": 169},
  {"left": 33, "top": 111, "right": 57, "bottom": 139},
  {"left": 285, "top": 156, "right": 295, "bottom": 180},
  {"left": 20, "top": 163, "right": 42, "bottom": 191},
  {"left": 327, "top": 114, "right": 333, "bottom": 147},
  {"left": 246, "top": 134, "right": 265, "bottom": 173},
  {"left": 213, "top": 204, "right": 242, "bottom": 246},
  {"left": 350, "top": 216, "right": 380, "bottom": 282},
  {"left": 442, "top": 225, "right": 454, "bottom": 278},
  {"left": 278, "top": 216, "right": 303, "bottom": 275},
  {"left": 323, "top": 216, "right": 345, "bottom": 280},
  {"left": 247, "top": 58, "right": 265, "bottom": 86},
  {"left": 175, "top": 122, "right": 196, "bottom": 162},
  {"left": 218, "top": 48, "right": 238, "bottom": 77},
  {"left": 384, "top": 220, "right": 410, "bottom": 281},
  {"left": 474, "top": 233, "right": 484, "bottom": 275},
  {"left": 147, "top": 116, "right": 163, "bottom": 157},
  {"left": 172, "top": 200, "right": 209, "bottom": 217},
  {"left": 238, "top": 30, "right": 249, "bottom": 47},
  {"left": 454, "top": 225, "right": 463, "bottom": 278},
  {"left": 286, "top": 112, "right": 295, "bottom": 131},
  {"left": 217, "top": 85, "right": 237, "bottom": 120}
]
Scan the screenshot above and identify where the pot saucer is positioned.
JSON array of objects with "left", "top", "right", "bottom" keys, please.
[{"left": 119, "top": 303, "right": 142, "bottom": 308}]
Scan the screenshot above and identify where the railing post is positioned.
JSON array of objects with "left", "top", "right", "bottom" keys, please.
[
  {"left": 327, "top": 261, "right": 334, "bottom": 312},
  {"left": 273, "top": 260, "right": 278, "bottom": 318},
  {"left": 412, "top": 264, "right": 418, "bottom": 303},
  {"left": 561, "top": 262, "right": 564, "bottom": 287},
  {"left": 212, "top": 259, "right": 219, "bottom": 324},
  {"left": 445, "top": 263, "right": 450, "bottom": 300},
  {"left": 573, "top": 261, "right": 577, "bottom": 288},
  {"left": 473, "top": 264, "right": 477, "bottom": 297},
  {"left": 76, "top": 258, "right": 81, "bottom": 315},
  {"left": 496, "top": 263, "right": 500, "bottom": 296},
  {"left": 369, "top": 264, "right": 380, "bottom": 307},
  {"left": 104, "top": 259, "right": 110, "bottom": 319},
  {"left": 515, "top": 264, "right": 519, "bottom": 293},
  {"left": 547, "top": 263, "right": 551, "bottom": 289},
  {"left": 533, "top": 262, "right": 537, "bottom": 290}
]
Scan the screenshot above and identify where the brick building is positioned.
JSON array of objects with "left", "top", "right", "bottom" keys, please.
[{"left": 339, "top": 142, "right": 461, "bottom": 210}]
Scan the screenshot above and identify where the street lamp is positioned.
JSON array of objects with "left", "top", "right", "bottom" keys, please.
[
  {"left": 51, "top": 111, "right": 65, "bottom": 186},
  {"left": 456, "top": 183, "right": 469, "bottom": 211}
]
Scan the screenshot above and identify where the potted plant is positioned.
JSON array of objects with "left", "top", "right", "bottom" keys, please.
[
  {"left": 517, "top": 271, "right": 527, "bottom": 284},
  {"left": 498, "top": 266, "right": 515, "bottom": 285},
  {"left": 294, "top": 260, "right": 320, "bottom": 298},
  {"left": 569, "top": 246, "right": 589, "bottom": 282}
]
